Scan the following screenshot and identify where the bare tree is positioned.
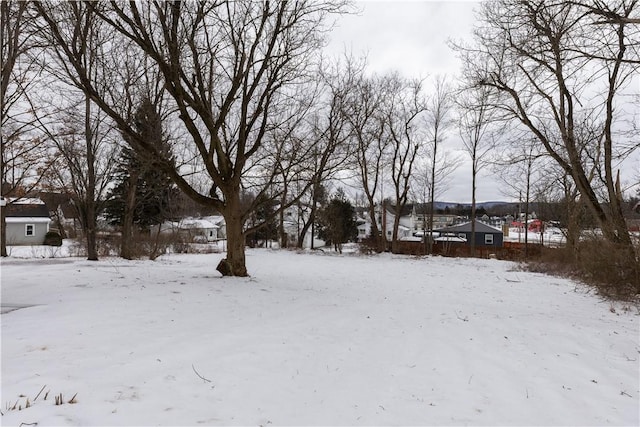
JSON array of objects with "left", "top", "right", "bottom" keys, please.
[
  {"left": 453, "top": 0, "right": 639, "bottom": 253},
  {"left": 34, "top": 1, "right": 347, "bottom": 276},
  {"left": 456, "top": 84, "right": 499, "bottom": 256},
  {"left": 493, "top": 136, "right": 547, "bottom": 257},
  {"left": 291, "top": 57, "right": 360, "bottom": 249},
  {"left": 30, "top": 3, "right": 120, "bottom": 260},
  {"left": 384, "top": 73, "right": 428, "bottom": 253},
  {"left": 345, "top": 72, "right": 390, "bottom": 252},
  {"left": 41, "top": 97, "right": 119, "bottom": 260},
  {"left": 423, "top": 75, "right": 458, "bottom": 254}
]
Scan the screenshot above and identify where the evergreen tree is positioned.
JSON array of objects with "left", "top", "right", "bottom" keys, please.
[
  {"left": 103, "top": 99, "right": 175, "bottom": 258},
  {"left": 104, "top": 146, "right": 174, "bottom": 228},
  {"left": 245, "top": 192, "right": 278, "bottom": 248},
  {"left": 317, "top": 189, "right": 358, "bottom": 253}
]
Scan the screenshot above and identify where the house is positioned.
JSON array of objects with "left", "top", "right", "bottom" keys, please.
[
  {"left": 437, "top": 219, "right": 504, "bottom": 247},
  {"left": 3, "top": 198, "right": 52, "bottom": 245},
  {"left": 153, "top": 215, "right": 226, "bottom": 242}
]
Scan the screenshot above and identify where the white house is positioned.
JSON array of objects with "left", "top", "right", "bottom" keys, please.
[{"left": 153, "top": 215, "right": 226, "bottom": 242}]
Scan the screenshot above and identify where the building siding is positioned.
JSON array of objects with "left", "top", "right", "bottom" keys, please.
[{"left": 5, "top": 220, "right": 50, "bottom": 245}]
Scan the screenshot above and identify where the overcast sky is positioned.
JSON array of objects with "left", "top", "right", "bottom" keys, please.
[{"left": 323, "top": 1, "right": 640, "bottom": 204}]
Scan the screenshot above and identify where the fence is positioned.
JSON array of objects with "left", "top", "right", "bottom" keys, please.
[{"left": 390, "top": 240, "right": 543, "bottom": 261}]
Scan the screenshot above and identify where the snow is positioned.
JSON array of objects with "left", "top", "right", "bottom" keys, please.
[
  {"left": 504, "top": 227, "right": 567, "bottom": 246},
  {"left": 1, "top": 246, "right": 639, "bottom": 426},
  {"left": 6, "top": 198, "right": 46, "bottom": 205},
  {"left": 5, "top": 217, "right": 52, "bottom": 224}
]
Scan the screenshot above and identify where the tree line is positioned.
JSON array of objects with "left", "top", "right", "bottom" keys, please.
[{"left": 1, "top": 1, "right": 638, "bottom": 276}]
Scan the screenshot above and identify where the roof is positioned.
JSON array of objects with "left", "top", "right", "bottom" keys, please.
[
  {"left": 6, "top": 217, "right": 51, "bottom": 223},
  {"left": 399, "top": 236, "right": 422, "bottom": 242},
  {"left": 4, "top": 201, "right": 50, "bottom": 218},
  {"left": 8, "top": 197, "right": 46, "bottom": 205},
  {"left": 439, "top": 220, "right": 503, "bottom": 234},
  {"left": 179, "top": 217, "right": 219, "bottom": 229},
  {"left": 435, "top": 236, "right": 467, "bottom": 242},
  {"left": 386, "top": 204, "right": 414, "bottom": 217}
]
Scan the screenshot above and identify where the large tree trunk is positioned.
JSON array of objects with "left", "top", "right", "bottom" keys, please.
[
  {"left": 217, "top": 194, "right": 248, "bottom": 277},
  {"left": 566, "top": 197, "right": 581, "bottom": 256}
]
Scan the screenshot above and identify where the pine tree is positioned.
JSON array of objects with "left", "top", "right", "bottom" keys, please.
[
  {"left": 317, "top": 189, "right": 358, "bottom": 253},
  {"left": 103, "top": 99, "right": 175, "bottom": 258}
]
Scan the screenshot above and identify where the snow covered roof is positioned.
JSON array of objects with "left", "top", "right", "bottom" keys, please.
[
  {"left": 6, "top": 216, "right": 51, "bottom": 223},
  {"left": 439, "top": 220, "right": 503, "bottom": 234},
  {"left": 435, "top": 236, "right": 467, "bottom": 242},
  {"left": 399, "top": 236, "right": 422, "bottom": 242},
  {"left": 7, "top": 197, "right": 46, "bottom": 205},
  {"left": 179, "top": 218, "right": 219, "bottom": 229}
]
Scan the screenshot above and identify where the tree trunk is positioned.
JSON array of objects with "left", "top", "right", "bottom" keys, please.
[
  {"left": 391, "top": 212, "right": 401, "bottom": 254},
  {"left": 428, "top": 183, "right": 435, "bottom": 256},
  {"left": 120, "top": 171, "right": 138, "bottom": 260},
  {"left": 148, "top": 222, "right": 163, "bottom": 260},
  {"left": 217, "top": 195, "right": 247, "bottom": 277},
  {"left": 524, "top": 161, "right": 531, "bottom": 260},
  {"left": 279, "top": 206, "right": 287, "bottom": 249},
  {"left": 1, "top": 205, "right": 6, "bottom": 257},
  {"left": 279, "top": 179, "right": 288, "bottom": 249},
  {"left": 470, "top": 165, "right": 477, "bottom": 257},
  {"left": 366, "top": 204, "right": 382, "bottom": 252},
  {"left": 85, "top": 96, "right": 98, "bottom": 261},
  {"left": 0, "top": 95, "right": 6, "bottom": 256},
  {"left": 297, "top": 213, "right": 313, "bottom": 249},
  {"left": 297, "top": 185, "right": 318, "bottom": 249}
]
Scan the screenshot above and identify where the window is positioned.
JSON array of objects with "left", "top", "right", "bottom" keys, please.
[
  {"left": 485, "top": 234, "right": 494, "bottom": 245},
  {"left": 25, "top": 224, "right": 35, "bottom": 236}
]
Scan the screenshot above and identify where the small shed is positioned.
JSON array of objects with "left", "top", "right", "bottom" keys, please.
[
  {"left": 3, "top": 198, "right": 52, "bottom": 245},
  {"left": 438, "top": 220, "right": 504, "bottom": 247}
]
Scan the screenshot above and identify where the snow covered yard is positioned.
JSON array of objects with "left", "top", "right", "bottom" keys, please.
[{"left": 1, "top": 249, "right": 638, "bottom": 426}]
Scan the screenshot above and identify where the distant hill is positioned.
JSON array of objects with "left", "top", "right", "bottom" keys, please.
[{"left": 434, "top": 201, "right": 514, "bottom": 210}]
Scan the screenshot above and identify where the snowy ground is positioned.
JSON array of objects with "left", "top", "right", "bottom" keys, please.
[{"left": 1, "top": 246, "right": 639, "bottom": 426}]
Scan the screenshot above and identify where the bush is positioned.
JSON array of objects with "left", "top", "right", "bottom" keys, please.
[
  {"left": 526, "top": 238, "right": 640, "bottom": 301},
  {"left": 43, "top": 231, "right": 63, "bottom": 246},
  {"left": 576, "top": 239, "right": 640, "bottom": 299}
]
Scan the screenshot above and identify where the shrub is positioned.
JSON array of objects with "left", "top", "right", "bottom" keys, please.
[
  {"left": 43, "top": 231, "right": 63, "bottom": 246},
  {"left": 526, "top": 238, "right": 640, "bottom": 301}
]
